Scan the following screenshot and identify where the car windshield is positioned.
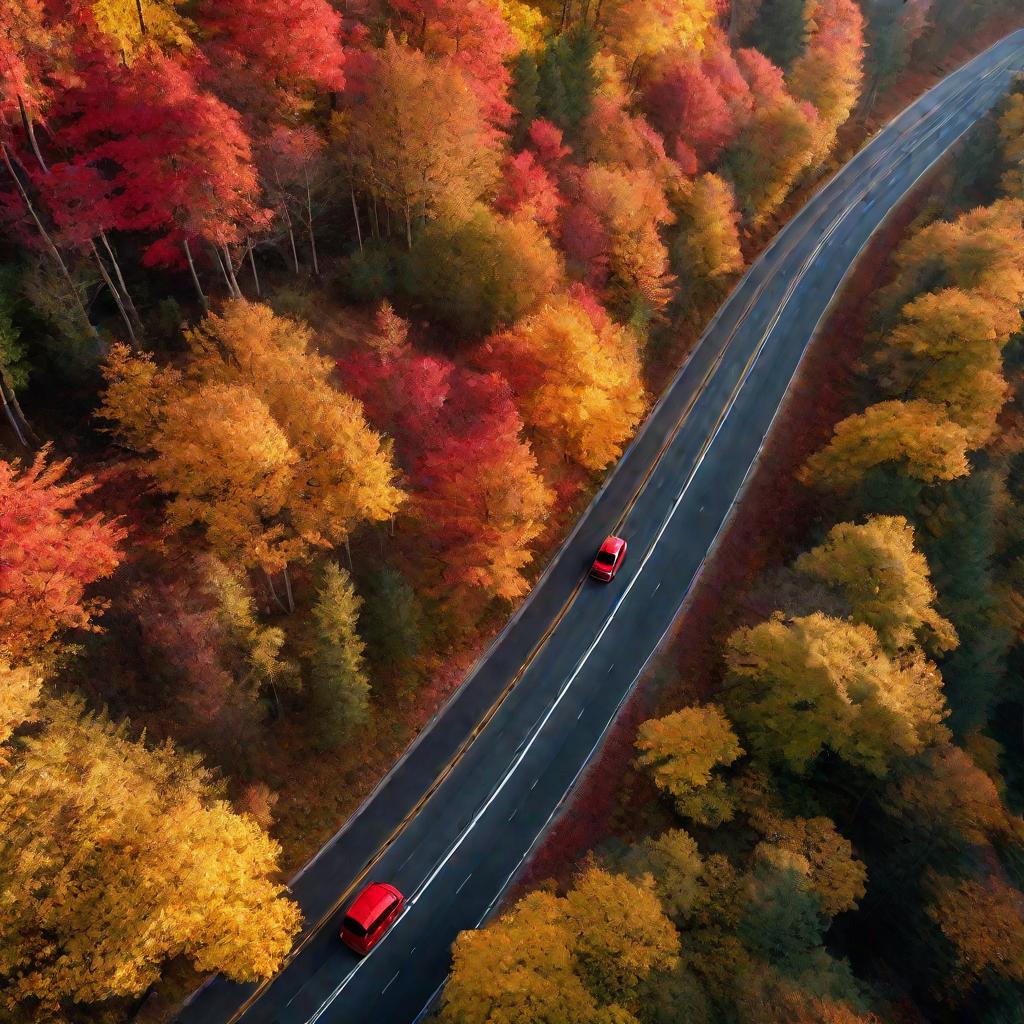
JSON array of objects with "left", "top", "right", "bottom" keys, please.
[
  {"left": 343, "top": 915, "right": 367, "bottom": 938},
  {"left": 596, "top": 551, "right": 616, "bottom": 565}
]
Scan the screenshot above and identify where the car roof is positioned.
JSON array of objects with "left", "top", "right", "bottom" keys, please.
[
  {"left": 600, "top": 535, "right": 625, "bottom": 553},
  {"left": 347, "top": 882, "right": 399, "bottom": 927}
]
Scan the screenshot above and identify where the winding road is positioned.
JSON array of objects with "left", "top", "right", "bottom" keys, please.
[{"left": 178, "top": 31, "right": 1024, "bottom": 1024}]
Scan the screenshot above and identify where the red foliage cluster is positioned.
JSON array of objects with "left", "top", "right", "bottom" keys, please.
[
  {"left": 49, "top": 45, "right": 266, "bottom": 266},
  {"left": 0, "top": 447, "right": 126, "bottom": 660}
]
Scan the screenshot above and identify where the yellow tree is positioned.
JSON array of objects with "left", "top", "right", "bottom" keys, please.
[
  {"left": 443, "top": 866, "right": 677, "bottom": 1024},
  {"left": 926, "top": 874, "right": 1024, "bottom": 990},
  {"left": 499, "top": 0, "right": 548, "bottom": 49},
  {"left": 183, "top": 301, "right": 403, "bottom": 549},
  {"left": 795, "top": 516, "right": 957, "bottom": 654},
  {"left": 565, "top": 866, "right": 680, "bottom": 1006},
  {"left": 478, "top": 295, "right": 646, "bottom": 472},
  {"left": 751, "top": 816, "right": 867, "bottom": 917},
  {"left": 151, "top": 381, "right": 300, "bottom": 570},
  {"left": 203, "top": 557, "right": 296, "bottom": 700},
  {"left": 345, "top": 35, "right": 502, "bottom": 247},
  {"left": 90, "top": 0, "right": 194, "bottom": 58},
  {"left": 723, "top": 98, "right": 821, "bottom": 225},
  {"left": 602, "top": 0, "right": 718, "bottom": 73},
  {"left": 672, "top": 172, "right": 744, "bottom": 309},
  {"left": 723, "top": 613, "right": 948, "bottom": 775},
  {"left": 627, "top": 828, "right": 706, "bottom": 923},
  {"left": 887, "top": 199, "right": 1024, "bottom": 336},
  {"left": 788, "top": 0, "right": 865, "bottom": 155},
  {"left": 798, "top": 399, "right": 971, "bottom": 491},
  {"left": 442, "top": 890, "right": 609, "bottom": 1024},
  {"left": 880, "top": 288, "right": 1010, "bottom": 446},
  {"left": 882, "top": 288, "right": 1004, "bottom": 374},
  {"left": 100, "top": 302, "right": 402, "bottom": 580},
  {"left": 0, "top": 660, "right": 41, "bottom": 766},
  {"left": 1000, "top": 90, "right": 1024, "bottom": 197},
  {"left": 635, "top": 705, "right": 744, "bottom": 825},
  {"left": 0, "top": 696, "right": 300, "bottom": 1014}
]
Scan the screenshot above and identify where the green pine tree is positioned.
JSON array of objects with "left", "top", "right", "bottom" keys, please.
[
  {"left": 309, "top": 563, "right": 371, "bottom": 745},
  {"left": 742, "top": 0, "right": 809, "bottom": 71},
  {"left": 509, "top": 50, "right": 540, "bottom": 149}
]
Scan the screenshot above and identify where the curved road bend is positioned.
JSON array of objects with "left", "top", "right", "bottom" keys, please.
[{"left": 179, "top": 31, "right": 1024, "bottom": 1024}]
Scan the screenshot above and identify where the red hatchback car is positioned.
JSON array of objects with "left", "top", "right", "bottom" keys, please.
[
  {"left": 590, "top": 535, "right": 627, "bottom": 582},
  {"left": 340, "top": 882, "right": 404, "bottom": 955}
]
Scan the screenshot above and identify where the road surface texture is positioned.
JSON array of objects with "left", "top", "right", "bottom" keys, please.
[{"left": 179, "top": 31, "right": 1024, "bottom": 1024}]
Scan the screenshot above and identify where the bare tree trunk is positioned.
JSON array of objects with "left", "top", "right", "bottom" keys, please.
[
  {"left": 17, "top": 95, "right": 48, "bottom": 174},
  {"left": 288, "top": 223, "right": 300, "bottom": 273},
  {"left": 263, "top": 568, "right": 288, "bottom": 614},
  {"left": 371, "top": 197, "right": 380, "bottom": 240},
  {"left": 0, "top": 376, "right": 28, "bottom": 447},
  {"left": 304, "top": 170, "right": 320, "bottom": 276},
  {"left": 246, "top": 238, "right": 261, "bottom": 297},
  {"left": 281, "top": 564, "right": 295, "bottom": 613},
  {"left": 404, "top": 202, "right": 413, "bottom": 251},
  {"left": 1, "top": 371, "right": 38, "bottom": 445},
  {"left": 344, "top": 536, "right": 353, "bottom": 572},
  {"left": 350, "top": 184, "right": 364, "bottom": 254},
  {"left": 1, "top": 142, "right": 97, "bottom": 341},
  {"left": 91, "top": 240, "right": 137, "bottom": 345},
  {"left": 212, "top": 245, "right": 231, "bottom": 294},
  {"left": 223, "top": 243, "right": 243, "bottom": 298},
  {"left": 134, "top": 0, "right": 147, "bottom": 35},
  {"left": 182, "top": 239, "right": 209, "bottom": 312},
  {"left": 100, "top": 232, "right": 143, "bottom": 335},
  {"left": 213, "top": 244, "right": 241, "bottom": 299}
]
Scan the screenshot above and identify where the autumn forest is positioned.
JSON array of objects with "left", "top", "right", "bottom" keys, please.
[{"left": 2, "top": 0, "right": 1024, "bottom": 1021}]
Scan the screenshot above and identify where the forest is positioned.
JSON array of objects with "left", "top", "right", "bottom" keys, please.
[
  {"left": 0, "top": 0, "right": 1020, "bottom": 1020},
  {"left": 438, "top": 60, "right": 1024, "bottom": 1024}
]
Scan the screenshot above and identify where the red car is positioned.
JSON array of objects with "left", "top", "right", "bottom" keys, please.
[
  {"left": 340, "top": 882, "right": 404, "bottom": 955},
  {"left": 590, "top": 535, "right": 627, "bottom": 582}
]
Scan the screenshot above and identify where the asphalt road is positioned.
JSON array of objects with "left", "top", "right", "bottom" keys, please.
[{"left": 178, "top": 31, "right": 1024, "bottom": 1024}]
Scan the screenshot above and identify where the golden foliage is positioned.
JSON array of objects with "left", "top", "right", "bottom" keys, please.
[
  {"left": 635, "top": 705, "right": 743, "bottom": 825},
  {"left": 346, "top": 35, "right": 501, "bottom": 233},
  {"left": 443, "top": 865, "right": 678, "bottom": 1024},
  {"left": 0, "top": 696, "right": 300, "bottom": 1011},
  {"left": 100, "top": 301, "right": 402, "bottom": 571},
  {"left": 602, "top": 0, "right": 718, "bottom": 68},
  {"left": 0, "top": 660, "right": 42, "bottom": 766},
  {"left": 927, "top": 874, "right": 1024, "bottom": 989},
  {"left": 753, "top": 815, "right": 867, "bottom": 917},
  {"left": 481, "top": 295, "right": 646, "bottom": 472},
  {"left": 724, "top": 612, "right": 948, "bottom": 775},
  {"left": 799, "top": 399, "right": 971, "bottom": 490},
  {"left": 1000, "top": 90, "right": 1024, "bottom": 198},
  {"left": 796, "top": 516, "right": 957, "bottom": 653},
  {"left": 672, "top": 172, "right": 744, "bottom": 305},
  {"left": 91, "top": 0, "right": 194, "bottom": 59}
]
